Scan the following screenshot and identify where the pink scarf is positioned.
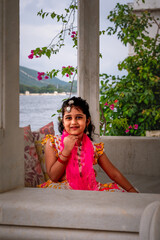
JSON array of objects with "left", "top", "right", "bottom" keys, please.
[{"left": 60, "top": 131, "right": 98, "bottom": 191}]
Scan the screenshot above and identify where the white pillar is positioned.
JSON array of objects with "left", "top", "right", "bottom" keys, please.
[
  {"left": 78, "top": 0, "right": 100, "bottom": 135},
  {"left": 0, "top": 0, "right": 24, "bottom": 192}
]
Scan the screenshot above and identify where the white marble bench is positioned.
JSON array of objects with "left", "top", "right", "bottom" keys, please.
[
  {"left": 0, "top": 188, "right": 160, "bottom": 240},
  {"left": 96, "top": 171, "right": 160, "bottom": 194}
]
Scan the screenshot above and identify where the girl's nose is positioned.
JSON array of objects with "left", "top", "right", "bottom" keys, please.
[{"left": 71, "top": 117, "right": 77, "bottom": 124}]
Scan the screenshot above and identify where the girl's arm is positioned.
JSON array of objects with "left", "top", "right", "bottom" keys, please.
[
  {"left": 45, "top": 139, "right": 68, "bottom": 182},
  {"left": 98, "top": 153, "right": 138, "bottom": 193},
  {"left": 45, "top": 135, "right": 78, "bottom": 182}
]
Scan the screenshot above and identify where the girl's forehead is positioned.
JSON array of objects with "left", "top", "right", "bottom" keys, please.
[{"left": 64, "top": 106, "right": 84, "bottom": 115}]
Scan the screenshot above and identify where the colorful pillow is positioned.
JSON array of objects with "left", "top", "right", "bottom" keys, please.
[
  {"left": 32, "top": 121, "right": 55, "bottom": 141},
  {"left": 33, "top": 122, "right": 55, "bottom": 181},
  {"left": 24, "top": 125, "right": 45, "bottom": 187},
  {"left": 35, "top": 140, "right": 49, "bottom": 181}
]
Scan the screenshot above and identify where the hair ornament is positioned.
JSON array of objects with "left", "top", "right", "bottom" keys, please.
[
  {"left": 66, "top": 99, "right": 74, "bottom": 112},
  {"left": 66, "top": 106, "right": 71, "bottom": 113},
  {"left": 68, "top": 100, "right": 74, "bottom": 105}
]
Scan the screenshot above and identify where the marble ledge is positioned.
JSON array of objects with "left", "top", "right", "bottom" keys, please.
[{"left": 0, "top": 187, "right": 160, "bottom": 233}]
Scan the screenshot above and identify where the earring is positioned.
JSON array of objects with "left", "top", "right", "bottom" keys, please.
[{"left": 86, "top": 126, "right": 89, "bottom": 136}]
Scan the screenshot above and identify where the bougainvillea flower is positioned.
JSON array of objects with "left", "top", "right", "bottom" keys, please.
[
  {"left": 134, "top": 124, "right": 138, "bottom": 129},
  {"left": 125, "top": 129, "right": 129, "bottom": 133},
  {"left": 31, "top": 50, "right": 34, "bottom": 53},
  {"left": 28, "top": 53, "right": 34, "bottom": 59},
  {"left": 72, "top": 31, "right": 76, "bottom": 35},
  {"left": 128, "top": 125, "right": 132, "bottom": 129},
  {"left": 66, "top": 73, "right": 69, "bottom": 77},
  {"left": 104, "top": 102, "right": 109, "bottom": 106},
  {"left": 62, "top": 66, "right": 66, "bottom": 68},
  {"left": 114, "top": 99, "right": 118, "bottom": 103},
  {"left": 44, "top": 76, "right": 49, "bottom": 79},
  {"left": 109, "top": 104, "right": 114, "bottom": 110},
  {"left": 37, "top": 75, "right": 42, "bottom": 80},
  {"left": 71, "top": 35, "right": 74, "bottom": 38}
]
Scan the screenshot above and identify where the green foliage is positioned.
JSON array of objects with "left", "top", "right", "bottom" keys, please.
[
  {"left": 100, "top": 2, "right": 160, "bottom": 136},
  {"left": 34, "top": 0, "right": 77, "bottom": 60}
]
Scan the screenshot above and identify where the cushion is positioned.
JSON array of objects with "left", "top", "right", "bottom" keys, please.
[
  {"left": 24, "top": 125, "right": 45, "bottom": 187},
  {"left": 33, "top": 122, "right": 55, "bottom": 181},
  {"left": 35, "top": 140, "right": 49, "bottom": 181},
  {"left": 32, "top": 121, "right": 55, "bottom": 141}
]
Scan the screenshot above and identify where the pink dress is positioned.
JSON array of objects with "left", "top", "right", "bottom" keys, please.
[{"left": 37, "top": 135, "right": 125, "bottom": 192}]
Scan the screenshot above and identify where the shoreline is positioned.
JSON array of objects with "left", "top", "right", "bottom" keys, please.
[{"left": 19, "top": 92, "right": 74, "bottom": 96}]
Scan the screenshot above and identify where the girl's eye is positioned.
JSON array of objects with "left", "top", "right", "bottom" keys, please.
[
  {"left": 65, "top": 116, "right": 72, "bottom": 120},
  {"left": 76, "top": 116, "right": 83, "bottom": 119}
]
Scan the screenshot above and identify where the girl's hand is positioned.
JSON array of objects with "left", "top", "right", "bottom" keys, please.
[{"left": 63, "top": 135, "right": 78, "bottom": 156}]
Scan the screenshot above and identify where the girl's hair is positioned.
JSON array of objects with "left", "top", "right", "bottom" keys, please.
[{"left": 58, "top": 96, "right": 95, "bottom": 140}]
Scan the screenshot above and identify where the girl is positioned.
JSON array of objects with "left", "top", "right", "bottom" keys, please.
[{"left": 38, "top": 96, "right": 138, "bottom": 192}]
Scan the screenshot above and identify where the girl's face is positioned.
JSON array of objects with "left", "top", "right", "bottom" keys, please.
[{"left": 63, "top": 106, "right": 90, "bottom": 137}]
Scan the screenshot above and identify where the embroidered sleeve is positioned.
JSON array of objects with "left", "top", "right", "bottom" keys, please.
[
  {"left": 41, "top": 134, "right": 58, "bottom": 158},
  {"left": 93, "top": 142, "right": 104, "bottom": 165}
]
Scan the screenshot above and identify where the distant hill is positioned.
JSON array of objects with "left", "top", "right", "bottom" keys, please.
[{"left": 19, "top": 66, "right": 77, "bottom": 91}]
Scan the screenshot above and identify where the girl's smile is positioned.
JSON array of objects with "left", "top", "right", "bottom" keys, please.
[{"left": 63, "top": 107, "right": 89, "bottom": 137}]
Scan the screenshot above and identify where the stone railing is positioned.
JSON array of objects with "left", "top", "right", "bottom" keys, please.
[{"left": 0, "top": 188, "right": 160, "bottom": 240}]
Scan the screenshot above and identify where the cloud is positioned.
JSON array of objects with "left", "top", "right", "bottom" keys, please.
[{"left": 100, "top": 34, "right": 128, "bottom": 75}]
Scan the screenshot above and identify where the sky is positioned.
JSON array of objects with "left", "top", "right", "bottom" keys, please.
[{"left": 20, "top": 0, "right": 133, "bottom": 81}]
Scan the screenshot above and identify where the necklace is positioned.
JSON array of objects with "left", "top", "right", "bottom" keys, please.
[{"left": 76, "top": 142, "right": 83, "bottom": 177}]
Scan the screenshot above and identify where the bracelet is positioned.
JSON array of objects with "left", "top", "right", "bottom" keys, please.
[
  {"left": 57, "top": 157, "right": 68, "bottom": 166},
  {"left": 127, "top": 186, "right": 134, "bottom": 192},
  {"left": 61, "top": 152, "right": 70, "bottom": 158}
]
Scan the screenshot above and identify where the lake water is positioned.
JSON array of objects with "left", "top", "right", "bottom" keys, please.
[{"left": 19, "top": 94, "right": 76, "bottom": 134}]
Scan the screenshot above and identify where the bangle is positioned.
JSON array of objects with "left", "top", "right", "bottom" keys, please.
[
  {"left": 61, "top": 152, "right": 70, "bottom": 158},
  {"left": 57, "top": 157, "right": 68, "bottom": 166},
  {"left": 127, "top": 186, "right": 134, "bottom": 192}
]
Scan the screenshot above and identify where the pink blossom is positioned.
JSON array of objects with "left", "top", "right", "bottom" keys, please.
[
  {"left": 38, "top": 72, "right": 45, "bottom": 76},
  {"left": 109, "top": 104, "right": 114, "bottom": 110},
  {"left": 62, "top": 66, "right": 66, "bottom": 68},
  {"left": 37, "top": 75, "right": 42, "bottom": 80},
  {"left": 128, "top": 125, "right": 132, "bottom": 129},
  {"left": 125, "top": 129, "right": 129, "bottom": 133},
  {"left": 134, "top": 124, "right": 138, "bottom": 130},
  {"left": 71, "top": 35, "right": 74, "bottom": 38},
  {"left": 114, "top": 99, "right": 118, "bottom": 103},
  {"left": 72, "top": 31, "right": 76, "bottom": 35},
  {"left": 28, "top": 53, "right": 34, "bottom": 59},
  {"left": 105, "top": 102, "right": 109, "bottom": 106},
  {"left": 31, "top": 50, "right": 34, "bottom": 53},
  {"left": 66, "top": 73, "right": 69, "bottom": 77},
  {"left": 44, "top": 76, "right": 49, "bottom": 79},
  {"left": 71, "top": 72, "right": 73, "bottom": 75}
]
